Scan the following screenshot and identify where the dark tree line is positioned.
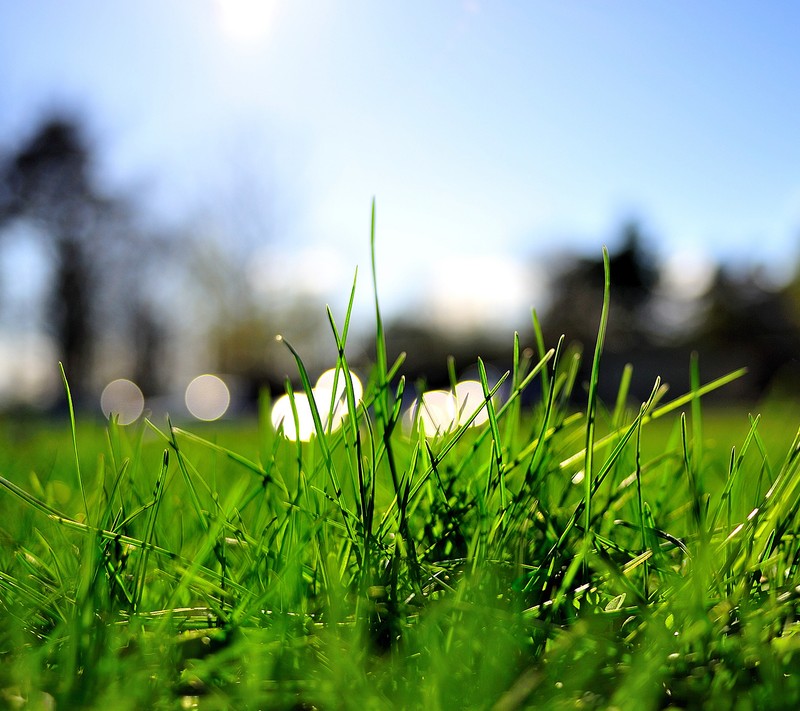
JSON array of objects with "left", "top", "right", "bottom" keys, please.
[
  {"left": 540, "top": 225, "right": 800, "bottom": 402},
  {"left": 381, "top": 224, "right": 800, "bottom": 405}
]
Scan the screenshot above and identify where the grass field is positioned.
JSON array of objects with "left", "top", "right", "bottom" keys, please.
[{"left": 2, "top": 236, "right": 800, "bottom": 710}]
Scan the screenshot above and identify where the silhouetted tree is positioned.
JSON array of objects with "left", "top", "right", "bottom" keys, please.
[
  {"left": 608, "top": 222, "right": 658, "bottom": 313},
  {"left": 0, "top": 118, "right": 107, "bottom": 396},
  {"left": 130, "top": 301, "right": 167, "bottom": 396},
  {"left": 539, "top": 225, "right": 800, "bottom": 401},
  {"left": 543, "top": 221, "right": 658, "bottom": 351},
  {"left": 696, "top": 267, "right": 800, "bottom": 393},
  {"left": 0, "top": 115, "right": 170, "bottom": 401}
]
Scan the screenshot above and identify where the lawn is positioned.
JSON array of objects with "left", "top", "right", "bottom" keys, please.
[{"left": 2, "top": 241, "right": 800, "bottom": 710}]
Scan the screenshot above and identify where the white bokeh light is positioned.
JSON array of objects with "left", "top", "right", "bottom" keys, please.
[
  {"left": 660, "top": 248, "right": 716, "bottom": 300},
  {"left": 271, "top": 392, "right": 315, "bottom": 442},
  {"left": 314, "top": 368, "right": 363, "bottom": 431},
  {"left": 185, "top": 374, "right": 231, "bottom": 421},
  {"left": 315, "top": 368, "right": 364, "bottom": 403},
  {"left": 406, "top": 389, "right": 457, "bottom": 438},
  {"left": 100, "top": 379, "right": 145, "bottom": 425},
  {"left": 270, "top": 368, "right": 363, "bottom": 441},
  {"left": 404, "top": 379, "right": 498, "bottom": 438},
  {"left": 454, "top": 380, "right": 490, "bottom": 426}
]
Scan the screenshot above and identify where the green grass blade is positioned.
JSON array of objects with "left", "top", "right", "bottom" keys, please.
[
  {"left": 478, "top": 358, "right": 506, "bottom": 510},
  {"left": 558, "top": 368, "right": 747, "bottom": 471},
  {"left": 531, "top": 309, "right": 550, "bottom": 406},
  {"left": 612, "top": 363, "right": 634, "bottom": 429},
  {"left": 60, "top": 362, "right": 89, "bottom": 525},
  {"left": 133, "top": 449, "right": 169, "bottom": 612},
  {"left": 277, "top": 334, "right": 356, "bottom": 542},
  {"left": 584, "top": 246, "right": 611, "bottom": 543}
]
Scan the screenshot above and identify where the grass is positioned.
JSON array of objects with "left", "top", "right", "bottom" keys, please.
[{"left": 2, "top": 225, "right": 800, "bottom": 709}]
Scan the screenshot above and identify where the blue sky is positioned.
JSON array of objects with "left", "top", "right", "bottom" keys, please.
[{"left": 2, "top": 1, "right": 800, "bottom": 329}]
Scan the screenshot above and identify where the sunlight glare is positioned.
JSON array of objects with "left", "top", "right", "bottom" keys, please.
[
  {"left": 424, "top": 254, "right": 533, "bottom": 334},
  {"left": 215, "top": 0, "right": 275, "bottom": 43}
]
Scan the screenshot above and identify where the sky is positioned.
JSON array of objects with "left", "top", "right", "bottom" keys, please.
[{"left": 2, "top": 0, "right": 800, "bottom": 335}]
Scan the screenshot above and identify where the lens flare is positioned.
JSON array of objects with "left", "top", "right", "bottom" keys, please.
[
  {"left": 100, "top": 379, "right": 144, "bottom": 425},
  {"left": 185, "top": 374, "right": 231, "bottom": 421}
]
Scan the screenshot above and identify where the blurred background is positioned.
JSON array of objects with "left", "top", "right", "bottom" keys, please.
[{"left": 1, "top": 1, "right": 800, "bottom": 419}]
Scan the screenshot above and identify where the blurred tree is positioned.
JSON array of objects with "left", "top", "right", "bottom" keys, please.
[
  {"left": 543, "top": 221, "right": 658, "bottom": 351},
  {"left": 130, "top": 300, "right": 167, "bottom": 397},
  {"left": 697, "top": 267, "right": 800, "bottom": 394},
  {"left": 384, "top": 318, "right": 512, "bottom": 392},
  {"left": 0, "top": 115, "right": 169, "bottom": 401},
  {"left": 539, "top": 225, "right": 800, "bottom": 401},
  {"left": 181, "top": 233, "right": 338, "bottom": 397},
  {"left": 0, "top": 118, "right": 103, "bottom": 396}
]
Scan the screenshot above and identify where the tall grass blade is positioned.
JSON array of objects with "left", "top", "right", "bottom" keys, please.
[
  {"left": 584, "top": 246, "right": 611, "bottom": 543},
  {"left": 133, "top": 449, "right": 169, "bottom": 612},
  {"left": 60, "top": 362, "right": 89, "bottom": 525},
  {"left": 277, "top": 334, "right": 356, "bottom": 542},
  {"left": 531, "top": 309, "right": 550, "bottom": 406}
]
